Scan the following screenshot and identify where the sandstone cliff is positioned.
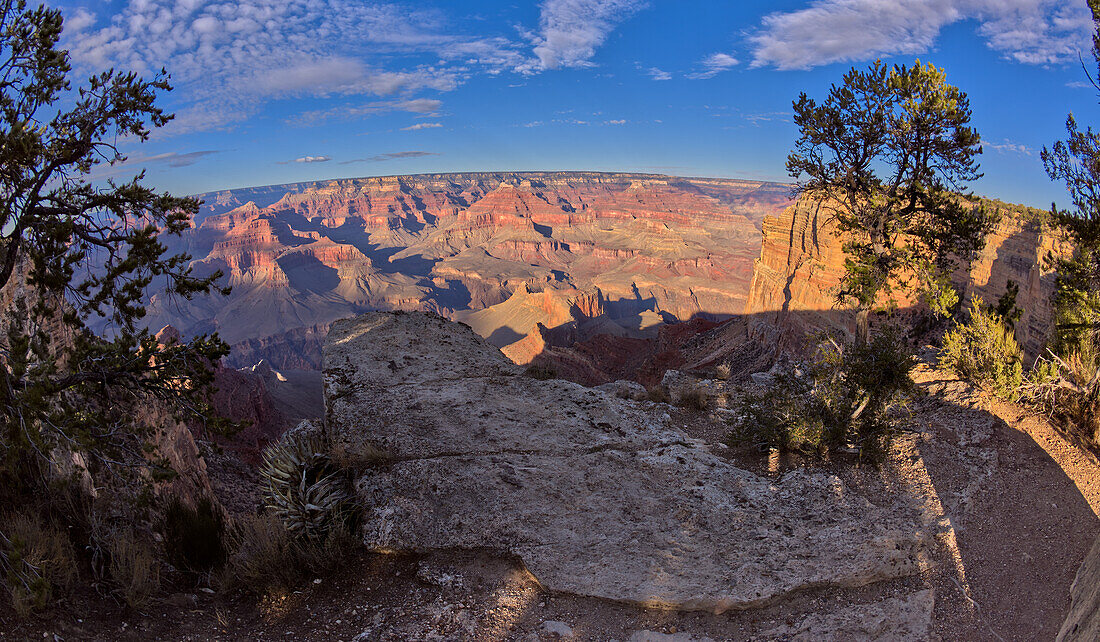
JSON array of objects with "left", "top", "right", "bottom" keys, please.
[
  {"left": 745, "top": 197, "right": 1074, "bottom": 360},
  {"left": 139, "top": 172, "right": 791, "bottom": 368}
]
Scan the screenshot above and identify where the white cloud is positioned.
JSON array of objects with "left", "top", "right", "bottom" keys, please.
[
  {"left": 294, "top": 156, "right": 332, "bottom": 163},
  {"left": 688, "top": 53, "right": 740, "bottom": 79},
  {"left": 647, "top": 67, "right": 672, "bottom": 80},
  {"left": 750, "top": 0, "right": 1093, "bottom": 70},
  {"left": 401, "top": 122, "right": 443, "bottom": 130},
  {"left": 340, "top": 151, "right": 440, "bottom": 164},
  {"left": 522, "top": 0, "right": 648, "bottom": 72},
  {"left": 985, "top": 139, "right": 1034, "bottom": 156},
  {"left": 290, "top": 98, "right": 444, "bottom": 126},
  {"left": 60, "top": 2, "right": 522, "bottom": 133},
  {"left": 604, "top": 119, "right": 626, "bottom": 125}
]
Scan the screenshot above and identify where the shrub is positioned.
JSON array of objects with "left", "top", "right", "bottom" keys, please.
[
  {"left": 0, "top": 512, "right": 77, "bottom": 616},
  {"left": 714, "top": 363, "right": 732, "bottom": 381},
  {"left": 646, "top": 386, "right": 671, "bottom": 404},
  {"left": 939, "top": 298, "right": 1023, "bottom": 401},
  {"left": 105, "top": 529, "right": 161, "bottom": 609},
  {"left": 677, "top": 387, "right": 709, "bottom": 411},
  {"left": 524, "top": 361, "right": 557, "bottom": 380},
  {"left": 728, "top": 327, "right": 916, "bottom": 462},
  {"left": 222, "top": 512, "right": 358, "bottom": 594},
  {"left": 162, "top": 497, "right": 226, "bottom": 578},
  {"left": 260, "top": 430, "right": 354, "bottom": 541}
]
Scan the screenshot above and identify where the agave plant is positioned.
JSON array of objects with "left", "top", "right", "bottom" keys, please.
[{"left": 259, "top": 431, "right": 351, "bottom": 540}]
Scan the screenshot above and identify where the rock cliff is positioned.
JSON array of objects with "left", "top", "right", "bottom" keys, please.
[
  {"left": 745, "top": 197, "right": 1074, "bottom": 360},
  {"left": 138, "top": 172, "right": 791, "bottom": 368}
]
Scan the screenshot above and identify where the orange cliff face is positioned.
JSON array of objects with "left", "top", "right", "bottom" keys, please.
[
  {"left": 744, "top": 196, "right": 1074, "bottom": 360},
  {"left": 138, "top": 172, "right": 792, "bottom": 368}
]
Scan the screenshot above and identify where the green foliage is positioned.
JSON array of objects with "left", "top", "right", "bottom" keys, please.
[
  {"left": 919, "top": 268, "right": 960, "bottom": 319},
  {"left": 1039, "top": 2, "right": 1100, "bottom": 445},
  {"left": 162, "top": 497, "right": 226, "bottom": 577},
  {"left": 788, "top": 60, "right": 994, "bottom": 333},
  {"left": 939, "top": 298, "right": 1023, "bottom": 401},
  {"left": 0, "top": 2, "right": 231, "bottom": 495},
  {"left": 0, "top": 511, "right": 76, "bottom": 616},
  {"left": 260, "top": 431, "right": 354, "bottom": 541},
  {"left": 990, "top": 281, "right": 1023, "bottom": 331},
  {"left": 728, "top": 328, "right": 916, "bottom": 462}
]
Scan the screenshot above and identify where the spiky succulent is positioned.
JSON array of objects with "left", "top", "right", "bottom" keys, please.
[{"left": 259, "top": 431, "right": 351, "bottom": 540}]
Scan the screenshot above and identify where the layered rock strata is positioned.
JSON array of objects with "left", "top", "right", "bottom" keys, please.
[{"left": 141, "top": 173, "right": 791, "bottom": 368}]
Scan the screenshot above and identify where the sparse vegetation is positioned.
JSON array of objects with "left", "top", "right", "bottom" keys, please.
[
  {"left": 0, "top": 511, "right": 76, "bottom": 615},
  {"left": 677, "top": 386, "right": 710, "bottom": 411},
  {"left": 646, "top": 386, "right": 671, "bottom": 404},
  {"left": 103, "top": 527, "right": 162, "bottom": 610},
  {"left": 714, "top": 363, "right": 732, "bottom": 381},
  {"left": 939, "top": 298, "right": 1023, "bottom": 401},
  {"left": 524, "top": 360, "right": 558, "bottom": 380},
  {"left": 260, "top": 430, "right": 355, "bottom": 541},
  {"left": 222, "top": 512, "right": 358, "bottom": 594},
  {"left": 162, "top": 497, "right": 227, "bottom": 578},
  {"left": 728, "top": 328, "right": 916, "bottom": 463}
]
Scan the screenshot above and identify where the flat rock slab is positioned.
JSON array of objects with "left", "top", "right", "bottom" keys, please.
[{"left": 324, "top": 312, "right": 930, "bottom": 612}]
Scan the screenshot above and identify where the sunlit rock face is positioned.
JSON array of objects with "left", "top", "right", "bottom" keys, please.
[
  {"left": 744, "top": 197, "right": 1075, "bottom": 360},
  {"left": 141, "top": 172, "right": 791, "bottom": 368}
]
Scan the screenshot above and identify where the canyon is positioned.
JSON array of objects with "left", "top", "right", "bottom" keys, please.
[{"left": 141, "top": 172, "right": 791, "bottom": 370}]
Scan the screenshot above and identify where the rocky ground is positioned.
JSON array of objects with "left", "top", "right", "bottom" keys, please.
[{"left": 4, "top": 314, "right": 1099, "bottom": 641}]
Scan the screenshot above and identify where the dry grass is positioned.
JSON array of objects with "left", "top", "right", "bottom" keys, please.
[
  {"left": 106, "top": 529, "right": 161, "bottom": 610},
  {"left": 221, "top": 512, "right": 358, "bottom": 595},
  {"left": 0, "top": 511, "right": 77, "bottom": 616},
  {"left": 677, "top": 387, "right": 710, "bottom": 411},
  {"left": 646, "top": 386, "right": 671, "bottom": 404}
]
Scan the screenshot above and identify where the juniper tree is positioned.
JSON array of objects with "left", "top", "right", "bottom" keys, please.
[
  {"left": 787, "top": 60, "right": 994, "bottom": 340},
  {"left": 0, "top": 1, "right": 229, "bottom": 492},
  {"left": 1037, "top": 0, "right": 1100, "bottom": 432}
]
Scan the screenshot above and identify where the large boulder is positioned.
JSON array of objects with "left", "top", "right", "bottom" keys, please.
[
  {"left": 324, "top": 311, "right": 931, "bottom": 612},
  {"left": 1058, "top": 534, "right": 1100, "bottom": 642}
]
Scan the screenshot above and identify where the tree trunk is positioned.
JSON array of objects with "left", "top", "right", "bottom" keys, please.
[{"left": 856, "top": 308, "right": 871, "bottom": 344}]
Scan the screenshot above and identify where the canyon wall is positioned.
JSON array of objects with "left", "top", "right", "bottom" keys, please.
[
  {"left": 141, "top": 172, "right": 791, "bottom": 368},
  {"left": 745, "top": 197, "right": 1073, "bottom": 360}
]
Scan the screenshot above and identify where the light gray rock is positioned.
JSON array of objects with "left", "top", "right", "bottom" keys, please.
[
  {"left": 629, "top": 631, "right": 715, "bottom": 642},
  {"left": 541, "top": 620, "right": 575, "bottom": 638},
  {"left": 597, "top": 379, "right": 648, "bottom": 401},
  {"left": 1058, "top": 534, "right": 1100, "bottom": 642},
  {"left": 325, "top": 312, "right": 932, "bottom": 613},
  {"left": 760, "top": 589, "right": 936, "bottom": 641}
]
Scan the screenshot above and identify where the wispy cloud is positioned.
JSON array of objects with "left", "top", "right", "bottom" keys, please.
[
  {"left": 646, "top": 66, "right": 672, "bottom": 81},
  {"left": 604, "top": 119, "right": 627, "bottom": 125},
  {"left": 291, "top": 98, "right": 444, "bottom": 126},
  {"left": 278, "top": 155, "right": 332, "bottom": 164},
  {"left": 520, "top": 0, "right": 648, "bottom": 72},
  {"left": 339, "top": 151, "right": 440, "bottom": 164},
  {"left": 985, "top": 139, "right": 1034, "bottom": 156},
  {"left": 83, "top": 150, "right": 221, "bottom": 180},
  {"left": 750, "top": 0, "right": 1093, "bottom": 70},
  {"left": 688, "top": 53, "right": 739, "bottom": 79},
  {"left": 401, "top": 122, "right": 444, "bottom": 131}
]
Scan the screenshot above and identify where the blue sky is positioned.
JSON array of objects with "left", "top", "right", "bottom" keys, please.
[{"left": 52, "top": 0, "right": 1096, "bottom": 209}]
